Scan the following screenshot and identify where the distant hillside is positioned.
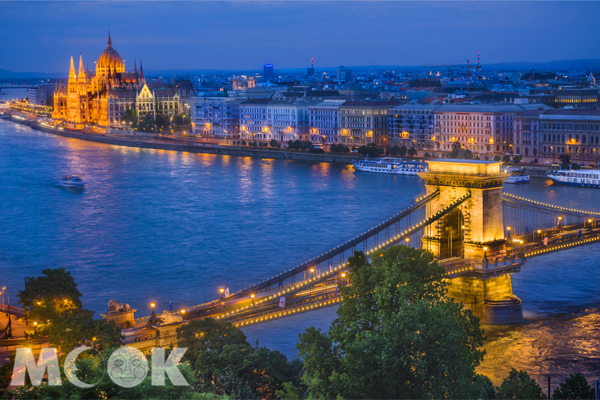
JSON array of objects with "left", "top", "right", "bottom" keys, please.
[
  {"left": 481, "top": 59, "right": 600, "bottom": 71},
  {"left": 0, "top": 68, "right": 61, "bottom": 80}
]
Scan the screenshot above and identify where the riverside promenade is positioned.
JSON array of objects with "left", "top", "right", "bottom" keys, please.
[{"left": 7, "top": 116, "right": 361, "bottom": 165}]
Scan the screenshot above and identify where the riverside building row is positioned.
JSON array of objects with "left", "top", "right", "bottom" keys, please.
[{"left": 190, "top": 96, "right": 600, "bottom": 158}]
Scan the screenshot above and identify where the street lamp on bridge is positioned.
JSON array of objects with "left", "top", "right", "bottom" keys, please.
[
  {"left": 251, "top": 293, "right": 255, "bottom": 305},
  {"left": 219, "top": 288, "right": 225, "bottom": 298}
]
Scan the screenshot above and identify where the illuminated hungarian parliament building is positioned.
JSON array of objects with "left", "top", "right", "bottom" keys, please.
[{"left": 52, "top": 32, "right": 182, "bottom": 127}]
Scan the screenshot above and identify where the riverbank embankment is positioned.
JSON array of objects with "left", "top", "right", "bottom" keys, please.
[{"left": 9, "top": 117, "right": 361, "bottom": 164}]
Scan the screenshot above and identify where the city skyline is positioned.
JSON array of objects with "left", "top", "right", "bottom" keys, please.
[{"left": 2, "top": 1, "right": 600, "bottom": 74}]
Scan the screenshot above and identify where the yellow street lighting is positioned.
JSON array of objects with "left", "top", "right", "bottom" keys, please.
[
  {"left": 310, "top": 267, "right": 314, "bottom": 274},
  {"left": 341, "top": 272, "right": 346, "bottom": 278},
  {"left": 537, "top": 229, "right": 542, "bottom": 234},
  {"left": 507, "top": 226, "right": 511, "bottom": 231},
  {"left": 219, "top": 288, "right": 225, "bottom": 297},
  {"left": 180, "top": 309, "right": 186, "bottom": 314},
  {"left": 33, "top": 321, "right": 37, "bottom": 326},
  {"left": 150, "top": 302, "right": 155, "bottom": 309},
  {"left": 251, "top": 293, "right": 255, "bottom": 299},
  {"left": 483, "top": 247, "right": 488, "bottom": 251}
]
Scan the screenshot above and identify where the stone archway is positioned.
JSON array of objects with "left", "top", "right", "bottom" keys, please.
[{"left": 440, "top": 208, "right": 463, "bottom": 260}]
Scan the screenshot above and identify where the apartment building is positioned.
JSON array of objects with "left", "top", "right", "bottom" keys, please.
[
  {"left": 309, "top": 100, "right": 345, "bottom": 144},
  {"left": 433, "top": 104, "right": 524, "bottom": 154},
  {"left": 239, "top": 98, "right": 271, "bottom": 141},
  {"left": 338, "top": 101, "right": 399, "bottom": 147},
  {"left": 539, "top": 109, "right": 600, "bottom": 157},
  {"left": 266, "top": 99, "right": 322, "bottom": 142},
  {"left": 389, "top": 104, "right": 437, "bottom": 149},
  {"left": 190, "top": 97, "right": 243, "bottom": 139},
  {"left": 513, "top": 110, "right": 544, "bottom": 157}
]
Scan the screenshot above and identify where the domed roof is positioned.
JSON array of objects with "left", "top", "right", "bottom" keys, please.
[{"left": 96, "top": 31, "right": 124, "bottom": 72}]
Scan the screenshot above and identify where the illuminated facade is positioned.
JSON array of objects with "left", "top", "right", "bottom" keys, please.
[
  {"left": 389, "top": 104, "right": 437, "bottom": 149},
  {"left": 52, "top": 31, "right": 181, "bottom": 128},
  {"left": 338, "top": 101, "right": 398, "bottom": 146}
]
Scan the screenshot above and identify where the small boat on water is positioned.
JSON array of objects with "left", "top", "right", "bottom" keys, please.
[
  {"left": 59, "top": 176, "right": 85, "bottom": 189},
  {"left": 503, "top": 166, "right": 530, "bottom": 184},
  {"left": 353, "top": 157, "right": 428, "bottom": 176},
  {"left": 547, "top": 168, "right": 600, "bottom": 188}
]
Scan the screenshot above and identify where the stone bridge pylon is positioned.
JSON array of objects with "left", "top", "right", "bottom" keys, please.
[{"left": 418, "top": 160, "right": 524, "bottom": 324}]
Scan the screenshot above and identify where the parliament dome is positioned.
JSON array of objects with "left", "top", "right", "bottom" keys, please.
[{"left": 96, "top": 31, "right": 125, "bottom": 75}]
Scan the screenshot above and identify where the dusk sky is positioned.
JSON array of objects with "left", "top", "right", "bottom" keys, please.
[{"left": 2, "top": 1, "right": 599, "bottom": 74}]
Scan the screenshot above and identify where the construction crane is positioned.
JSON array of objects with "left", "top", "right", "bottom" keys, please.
[{"left": 423, "top": 59, "right": 482, "bottom": 93}]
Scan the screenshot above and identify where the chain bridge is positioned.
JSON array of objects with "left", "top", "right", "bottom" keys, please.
[{"left": 104, "top": 160, "right": 600, "bottom": 348}]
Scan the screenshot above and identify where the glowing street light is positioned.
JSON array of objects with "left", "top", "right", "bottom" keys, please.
[
  {"left": 219, "top": 288, "right": 225, "bottom": 298},
  {"left": 251, "top": 293, "right": 255, "bottom": 305}
]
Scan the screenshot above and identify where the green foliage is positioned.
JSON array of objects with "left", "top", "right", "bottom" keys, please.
[
  {"left": 475, "top": 155, "right": 481, "bottom": 160},
  {"left": 4, "top": 352, "right": 203, "bottom": 399},
  {"left": 407, "top": 146, "right": 417, "bottom": 157},
  {"left": 172, "top": 113, "right": 191, "bottom": 126},
  {"left": 310, "top": 146, "right": 324, "bottom": 154},
  {"left": 494, "top": 155, "right": 502, "bottom": 161},
  {"left": 423, "top": 152, "right": 430, "bottom": 158},
  {"left": 357, "top": 142, "right": 381, "bottom": 157},
  {"left": 513, "top": 155, "right": 522, "bottom": 164},
  {"left": 472, "top": 374, "right": 498, "bottom": 399},
  {"left": 499, "top": 369, "right": 545, "bottom": 399},
  {"left": 177, "top": 318, "right": 303, "bottom": 399},
  {"left": 139, "top": 114, "right": 156, "bottom": 133},
  {"left": 270, "top": 139, "right": 279, "bottom": 148},
  {"left": 502, "top": 154, "right": 511, "bottom": 163},
  {"left": 241, "top": 140, "right": 246, "bottom": 146},
  {"left": 18, "top": 268, "right": 83, "bottom": 325},
  {"left": 48, "top": 311, "right": 124, "bottom": 353},
  {"left": 296, "top": 246, "right": 485, "bottom": 399},
  {"left": 287, "top": 140, "right": 313, "bottom": 151},
  {"left": 156, "top": 114, "right": 171, "bottom": 132},
  {"left": 329, "top": 143, "right": 350, "bottom": 154},
  {"left": 559, "top": 153, "right": 571, "bottom": 168},
  {"left": 274, "top": 381, "right": 302, "bottom": 400},
  {"left": 123, "top": 107, "right": 139, "bottom": 128},
  {"left": 399, "top": 145, "right": 407, "bottom": 156},
  {"left": 553, "top": 373, "right": 595, "bottom": 399},
  {"left": 449, "top": 142, "right": 473, "bottom": 159}
]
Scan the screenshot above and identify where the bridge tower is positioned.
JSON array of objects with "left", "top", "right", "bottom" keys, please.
[{"left": 418, "top": 159, "right": 524, "bottom": 324}]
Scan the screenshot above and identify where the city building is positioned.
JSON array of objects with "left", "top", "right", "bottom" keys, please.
[
  {"left": 239, "top": 98, "right": 271, "bottom": 141},
  {"left": 513, "top": 110, "right": 544, "bottom": 157},
  {"left": 263, "top": 64, "right": 274, "bottom": 82},
  {"left": 433, "top": 104, "right": 525, "bottom": 154},
  {"left": 539, "top": 109, "right": 600, "bottom": 158},
  {"left": 266, "top": 99, "right": 322, "bottom": 142},
  {"left": 309, "top": 100, "right": 345, "bottom": 144},
  {"left": 555, "top": 88, "right": 598, "bottom": 108},
  {"left": 338, "top": 101, "right": 399, "bottom": 146},
  {"left": 28, "top": 84, "right": 55, "bottom": 106},
  {"left": 190, "top": 97, "right": 243, "bottom": 139},
  {"left": 52, "top": 31, "right": 146, "bottom": 127},
  {"left": 389, "top": 104, "right": 437, "bottom": 149}
]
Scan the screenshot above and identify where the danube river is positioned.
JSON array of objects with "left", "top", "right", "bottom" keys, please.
[{"left": 1, "top": 120, "right": 599, "bottom": 386}]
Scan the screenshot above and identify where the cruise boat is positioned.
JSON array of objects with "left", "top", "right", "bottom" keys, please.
[
  {"left": 353, "top": 157, "right": 428, "bottom": 176},
  {"left": 547, "top": 168, "right": 600, "bottom": 188},
  {"left": 503, "top": 167, "right": 530, "bottom": 184},
  {"left": 58, "top": 176, "right": 86, "bottom": 189}
]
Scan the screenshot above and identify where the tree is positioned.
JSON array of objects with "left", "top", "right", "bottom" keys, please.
[
  {"left": 513, "top": 155, "right": 522, "bottom": 164},
  {"left": 18, "top": 268, "right": 83, "bottom": 325},
  {"left": 385, "top": 145, "right": 392, "bottom": 156},
  {"left": 241, "top": 140, "right": 246, "bottom": 146},
  {"left": 156, "top": 114, "right": 171, "bottom": 132},
  {"left": 357, "top": 143, "right": 380, "bottom": 157},
  {"left": 450, "top": 141, "right": 462, "bottom": 158},
  {"left": 494, "top": 155, "right": 502, "bottom": 161},
  {"left": 297, "top": 246, "right": 485, "bottom": 399},
  {"left": 177, "top": 318, "right": 302, "bottom": 398},
  {"left": 423, "top": 152, "right": 430, "bottom": 158},
  {"left": 502, "top": 154, "right": 511, "bottom": 163},
  {"left": 48, "top": 311, "right": 124, "bottom": 353},
  {"left": 472, "top": 374, "right": 498, "bottom": 399},
  {"left": 553, "top": 373, "right": 595, "bottom": 399},
  {"left": 270, "top": 139, "right": 278, "bottom": 148},
  {"left": 498, "top": 369, "right": 545, "bottom": 399},
  {"left": 559, "top": 153, "right": 571, "bottom": 168},
  {"left": 399, "top": 145, "right": 407, "bottom": 157},
  {"left": 391, "top": 145, "right": 401, "bottom": 156},
  {"left": 123, "top": 107, "right": 139, "bottom": 128},
  {"left": 139, "top": 114, "right": 156, "bottom": 133},
  {"left": 407, "top": 146, "right": 417, "bottom": 157}
]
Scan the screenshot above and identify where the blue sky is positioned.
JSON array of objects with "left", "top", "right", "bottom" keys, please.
[{"left": 1, "top": 1, "right": 599, "bottom": 73}]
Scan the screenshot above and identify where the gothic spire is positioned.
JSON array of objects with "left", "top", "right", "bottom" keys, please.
[
  {"left": 85, "top": 62, "right": 90, "bottom": 80},
  {"left": 107, "top": 29, "right": 112, "bottom": 47},
  {"left": 69, "top": 54, "right": 76, "bottom": 81},
  {"left": 139, "top": 59, "right": 144, "bottom": 80},
  {"left": 78, "top": 54, "right": 86, "bottom": 82},
  {"left": 134, "top": 59, "right": 137, "bottom": 74}
]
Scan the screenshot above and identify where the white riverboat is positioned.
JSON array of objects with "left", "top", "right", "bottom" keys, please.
[
  {"left": 547, "top": 169, "right": 600, "bottom": 188},
  {"left": 353, "top": 157, "right": 428, "bottom": 176},
  {"left": 503, "top": 167, "right": 530, "bottom": 184},
  {"left": 58, "top": 176, "right": 86, "bottom": 189}
]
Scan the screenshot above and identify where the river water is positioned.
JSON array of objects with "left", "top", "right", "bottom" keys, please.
[{"left": 1, "top": 120, "right": 599, "bottom": 388}]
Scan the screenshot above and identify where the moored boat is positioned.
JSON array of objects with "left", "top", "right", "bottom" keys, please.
[
  {"left": 353, "top": 157, "right": 428, "bottom": 176},
  {"left": 547, "top": 168, "right": 600, "bottom": 188}
]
